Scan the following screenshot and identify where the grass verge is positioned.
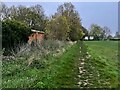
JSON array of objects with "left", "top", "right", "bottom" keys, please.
[{"left": 2, "top": 42, "right": 80, "bottom": 88}]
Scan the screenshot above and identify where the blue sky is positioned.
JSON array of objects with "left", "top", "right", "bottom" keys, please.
[{"left": 4, "top": 2, "right": 118, "bottom": 36}]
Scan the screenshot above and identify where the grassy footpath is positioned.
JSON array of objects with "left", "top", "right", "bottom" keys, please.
[
  {"left": 2, "top": 42, "right": 81, "bottom": 88},
  {"left": 3, "top": 41, "right": 119, "bottom": 88},
  {"left": 84, "top": 41, "right": 119, "bottom": 88}
]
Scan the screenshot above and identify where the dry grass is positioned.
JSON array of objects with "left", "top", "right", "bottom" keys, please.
[{"left": 4, "top": 39, "right": 76, "bottom": 67}]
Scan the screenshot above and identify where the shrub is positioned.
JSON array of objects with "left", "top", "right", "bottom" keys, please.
[
  {"left": 10, "top": 39, "right": 67, "bottom": 68},
  {"left": 2, "top": 19, "right": 32, "bottom": 55}
]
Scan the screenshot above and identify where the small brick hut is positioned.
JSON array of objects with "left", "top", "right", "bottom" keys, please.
[{"left": 28, "top": 29, "right": 45, "bottom": 45}]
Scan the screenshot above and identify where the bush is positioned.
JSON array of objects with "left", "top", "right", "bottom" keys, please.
[{"left": 2, "top": 19, "right": 32, "bottom": 55}]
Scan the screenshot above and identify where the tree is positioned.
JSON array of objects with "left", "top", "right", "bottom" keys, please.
[
  {"left": 45, "top": 16, "right": 70, "bottom": 40},
  {"left": 0, "top": 3, "right": 10, "bottom": 20},
  {"left": 29, "top": 4, "right": 47, "bottom": 31},
  {"left": 9, "top": 5, "right": 18, "bottom": 20},
  {"left": 30, "top": 4, "right": 44, "bottom": 18},
  {"left": 1, "top": 3, "right": 47, "bottom": 32},
  {"left": 2, "top": 19, "right": 31, "bottom": 55},
  {"left": 89, "top": 24, "right": 103, "bottom": 40},
  {"left": 114, "top": 31, "right": 120, "bottom": 38},
  {"left": 81, "top": 26, "right": 88, "bottom": 39},
  {"left": 103, "top": 26, "right": 111, "bottom": 39},
  {"left": 56, "top": 2, "right": 84, "bottom": 41},
  {"left": 107, "top": 35, "right": 113, "bottom": 40},
  {"left": 14, "top": 5, "right": 46, "bottom": 31},
  {"left": 69, "top": 27, "right": 84, "bottom": 41}
]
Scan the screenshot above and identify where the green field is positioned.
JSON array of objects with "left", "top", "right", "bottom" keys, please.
[
  {"left": 84, "top": 41, "right": 119, "bottom": 88},
  {"left": 2, "top": 41, "right": 120, "bottom": 88}
]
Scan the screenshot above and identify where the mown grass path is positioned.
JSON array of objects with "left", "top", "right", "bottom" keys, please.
[
  {"left": 77, "top": 42, "right": 103, "bottom": 88},
  {"left": 33, "top": 42, "right": 81, "bottom": 88},
  {"left": 77, "top": 41, "right": 119, "bottom": 88}
]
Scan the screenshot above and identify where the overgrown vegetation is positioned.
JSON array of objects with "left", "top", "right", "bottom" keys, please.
[
  {"left": 2, "top": 20, "right": 31, "bottom": 55},
  {"left": 2, "top": 41, "right": 79, "bottom": 88}
]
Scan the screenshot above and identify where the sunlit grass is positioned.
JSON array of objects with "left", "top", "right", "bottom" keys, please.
[{"left": 84, "top": 41, "right": 119, "bottom": 88}]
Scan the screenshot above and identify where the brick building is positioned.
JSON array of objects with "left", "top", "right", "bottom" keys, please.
[{"left": 28, "top": 29, "right": 44, "bottom": 45}]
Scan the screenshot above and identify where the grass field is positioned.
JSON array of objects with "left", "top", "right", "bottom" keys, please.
[
  {"left": 84, "top": 41, "right": 119, "bottom": 88},
  {"left": 2, "top": 41, "right": 120, "bottom": 88}
]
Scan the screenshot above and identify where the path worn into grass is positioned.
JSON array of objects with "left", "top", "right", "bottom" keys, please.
[
  {"left": 77, "top": 42, "right": 101, "bottom": 88},
  {"left": 2, "top": 41, "right": 119, "bottom": 88},
  {"left": 77, "top": 41, "right": 118, "bottom": 88}
]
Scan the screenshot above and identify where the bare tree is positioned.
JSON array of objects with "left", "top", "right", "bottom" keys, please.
[
  {"left": 103, "top": 26, "right": 111, "bottom": 39},
  {"left": 1, "top": 3, "right": 10, "bottom": 20}
]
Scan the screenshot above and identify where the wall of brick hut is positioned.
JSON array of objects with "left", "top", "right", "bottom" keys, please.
[{"left": 28, "top": 32, "right": 44, "bottom": 44}]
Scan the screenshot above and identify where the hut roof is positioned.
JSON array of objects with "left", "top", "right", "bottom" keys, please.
[{"left": 31, "top": 29, "right": 45, "bottom": 34}]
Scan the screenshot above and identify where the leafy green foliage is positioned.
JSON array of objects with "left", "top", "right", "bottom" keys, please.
[
  {"left": 81, "top": 26, "right": 88, "bottom": 38},
  {"left": 89, "top": 24, "right": 103, "bottom": 40},
  {"left": 1, "top": 3, "right": 47, "bottom": 31},
  {"left": 46, "top": 2, "right": 85, "bottom": 41},
  {"left": 45, "top": 16, "right": 70, "bottom": 40},
  {"left": 2, "top": 19, "right": 31, "bottom": 55},
  {"left": 89, "top": 24, "right": 112, "bottom": 40}
]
